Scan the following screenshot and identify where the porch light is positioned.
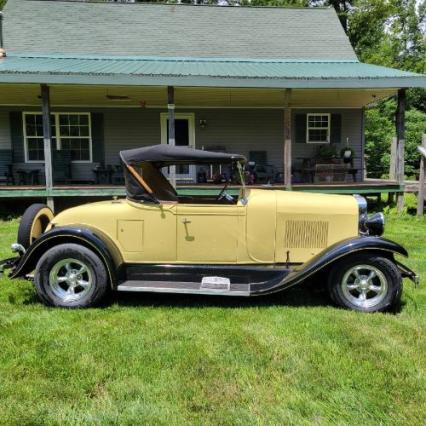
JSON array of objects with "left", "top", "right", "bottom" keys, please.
[{"left": 199, "top": 119, "right": 207, "bottom": 129}]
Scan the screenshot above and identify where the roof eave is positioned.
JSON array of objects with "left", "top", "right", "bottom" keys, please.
[{"left": 0, "top": 73, "right": 425, "bottom": 89}]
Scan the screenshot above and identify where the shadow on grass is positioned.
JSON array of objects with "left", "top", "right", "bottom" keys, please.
[
  {"left": 112, "top": 283, "right": 334, "bottom": 310},
  {"left": 14, "top": 278, "right": 404, "bottom": 313}
]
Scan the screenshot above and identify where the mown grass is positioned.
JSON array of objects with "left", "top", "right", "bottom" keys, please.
[{"left": 0, "top": 198, "right": 425, "bottom": 425}]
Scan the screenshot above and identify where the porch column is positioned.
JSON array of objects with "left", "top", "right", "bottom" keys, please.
[
  {"left": 283, "top": 106, "right": 292, "bottom": 190},
  {"left": 41, "top": 84, "right": 54, "bottom": 212},
  {"left": 395, "top": 88, "right": 406, "bottom": 213},
  {"left": 167, "top": 86, "right": 176, "bottom": 188}
]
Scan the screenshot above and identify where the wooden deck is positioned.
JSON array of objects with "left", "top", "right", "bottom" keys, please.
[{"left": 0, "top": 180, "right": 403, "bottom": 199}]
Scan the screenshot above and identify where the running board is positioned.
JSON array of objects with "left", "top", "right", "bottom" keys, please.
[{"left": 117, "top": 280, "right": 251, "bottom": 296}]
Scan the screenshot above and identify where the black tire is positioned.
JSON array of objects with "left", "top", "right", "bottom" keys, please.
[
  {"left": 18, "top": 203, "right": 54, "bottom": 249},
  {"left": 34, "top": 243, "right": 110, "bottom": 308},
  {"left": 327, "top": 253, "right": 402, "bottom": 313}
]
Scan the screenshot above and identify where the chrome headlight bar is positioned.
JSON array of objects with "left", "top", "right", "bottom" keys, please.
[{"left": 353, "top": 195, "right": 384, "bottom": 236}]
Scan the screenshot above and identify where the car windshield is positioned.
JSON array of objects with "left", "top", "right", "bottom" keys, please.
[{"left": 123, "top": 160, "right": 245, "bottom": 204}]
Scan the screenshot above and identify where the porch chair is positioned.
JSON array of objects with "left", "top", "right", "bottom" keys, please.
[
  {"left": 52, "top": 149, "right": 72, "bottom": 184},
  {"left": 332, "top": 164, "right": 348, "bottom": 182},
  {"left": 314, "top": 164, "right": 334, "bottom": 183}
]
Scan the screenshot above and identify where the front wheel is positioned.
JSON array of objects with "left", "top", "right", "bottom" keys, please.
[
  {"left": 34, "top": 243, "right": 110, "bottom": 308},
  {"left": 328, "top": 254, "right": 402, "bottom": 312}
]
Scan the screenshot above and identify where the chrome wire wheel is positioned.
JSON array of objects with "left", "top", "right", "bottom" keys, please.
[
  {"left": 341, "top": 264, "right": 388, "bottom": 309},
  {"left": 48, "top": 258, "right": 93, "bottom": 303}
]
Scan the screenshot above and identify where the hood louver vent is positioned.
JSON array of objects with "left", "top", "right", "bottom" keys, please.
[{"left": 285, "top": 220, "right": 329, "bottom": 249}]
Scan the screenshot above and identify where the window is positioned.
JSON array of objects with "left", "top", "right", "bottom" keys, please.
[
  {"left": 306, "top": 113, "right": 330, "bottom": 144},
  {"left": 23, "top": 113, "right": 92, "bottom": 163}
]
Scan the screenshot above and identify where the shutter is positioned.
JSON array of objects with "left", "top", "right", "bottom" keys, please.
[
  {"left": 9, "top": 111, "right": 24, "bottom": 162},
  {"left": 91, "top": 113, "right": 104, "bottom": 164},
  {"left": 330, "top": 114, "right": 342, "bottom": 144},
  {"left": 295, "top": 114, "right": 307, "bottom": 144}
]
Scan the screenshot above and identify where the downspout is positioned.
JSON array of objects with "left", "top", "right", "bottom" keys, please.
[{"left": 0, "top": 12, "right": 6, "bottom": 58}]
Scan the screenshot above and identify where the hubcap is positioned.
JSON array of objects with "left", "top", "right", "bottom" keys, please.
[
  {"left": 341, "top": 264, "right": 388, "bottom": 309},
  {"left": 49, "top": 258, "right": 93, "bottom": 303}
]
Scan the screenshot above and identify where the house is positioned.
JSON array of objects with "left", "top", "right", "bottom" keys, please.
[{"left": 0, "top": 0, "right": 425, "bottom": 209}]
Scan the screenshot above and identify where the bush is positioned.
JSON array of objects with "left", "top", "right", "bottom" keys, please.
[{"left": 365, "top": 101, "right": 426, "bottom": 179}]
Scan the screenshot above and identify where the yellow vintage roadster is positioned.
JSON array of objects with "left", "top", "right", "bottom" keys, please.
[{"left": 0, "top": 145, "right": 418, "bottom": 311}]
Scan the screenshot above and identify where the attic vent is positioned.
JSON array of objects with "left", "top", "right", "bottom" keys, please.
[{"left": 285, "top": 220, "right": 329, "bottom": 249}]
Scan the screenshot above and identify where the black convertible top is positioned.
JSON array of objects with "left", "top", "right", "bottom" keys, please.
[{"left": 120, "top": 144, "right": 246, "bottom": 167}]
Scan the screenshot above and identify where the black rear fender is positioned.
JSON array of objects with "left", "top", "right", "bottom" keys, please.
[
  {"left": 251, "top": 236, "right": 408, "bottom": 295},
  {"left": 11, "top": 226, "right": 123, "bottom": 288}
]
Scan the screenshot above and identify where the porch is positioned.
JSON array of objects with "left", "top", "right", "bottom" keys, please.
[
  {"left": 0, "top": 180, "right": 403, "bottom": 200},
  {"left": 0, "top": 84, "right": 402, "bottom": 200}
]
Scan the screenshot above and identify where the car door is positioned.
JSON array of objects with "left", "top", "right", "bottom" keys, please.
[
  {"left": 176, "top": 202, "right": 246, "bottom": 263},
  {"left": 117, "top": 201, "right": 177, "bottom": 263}
]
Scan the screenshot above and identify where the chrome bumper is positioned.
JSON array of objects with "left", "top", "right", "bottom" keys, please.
[
  {"left": 396, "top": 261, "right": 420, "bottom": 287},
  {"left": 0, "top": 256, "right": 20, "bottom": 276}
]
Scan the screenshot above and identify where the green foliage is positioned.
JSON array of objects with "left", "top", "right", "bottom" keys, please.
[
  {"left": 365, "top": 101, "right": 426, "bottom": 178},
  {"left": 364, "top": 106, "right": 394, "bottom": 177},
  {"left": 316, "top": 144, "right": 338, "bottom": 160}
]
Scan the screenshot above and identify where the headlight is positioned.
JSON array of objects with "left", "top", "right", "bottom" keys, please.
[
  {"left": 353, "top": 195, "right": 385, "bottom": 236},
  {"left": 365, "top": 212, "right": 385, "bottom": 236}
]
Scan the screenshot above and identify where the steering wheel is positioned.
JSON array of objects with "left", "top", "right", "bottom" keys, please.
[{"left": 216, "top": 182, "right": 230, "bottom": 201}]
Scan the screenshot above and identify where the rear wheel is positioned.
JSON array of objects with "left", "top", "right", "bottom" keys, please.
[
  {"left": 34, "top": 243, "right": 110, "bottom": 308},
  {"left": 328, "top": 254, "right": 402, "bottom": 312}
]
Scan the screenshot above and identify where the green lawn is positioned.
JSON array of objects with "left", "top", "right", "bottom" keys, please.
[{"left": 0, "top": 204, "right": 425, "bottom": 424}]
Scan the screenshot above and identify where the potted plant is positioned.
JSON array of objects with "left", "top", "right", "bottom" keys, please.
[{"left": 340, "top": 138, "right": 355, "bottom": 164}]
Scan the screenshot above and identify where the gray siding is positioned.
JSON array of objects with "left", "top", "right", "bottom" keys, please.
[
  {"left": 0, "top": 111, "right": 11, "bottom": 150},
  {"left": 104, "top": 109, "right": 161, "bottom": 165},
  {"left": 1, "top": 107, "right": 363, "bottom": 183},
  {"left": 104, "top": 109, "right": 285, "bottom": 170},
  {"left": 292, "top": 109, "right": 363, "bottom": 178}
]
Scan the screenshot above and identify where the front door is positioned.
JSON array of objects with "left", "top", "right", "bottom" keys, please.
[
  {"left": 161, "top": 113, "right": 196, "bottom": 182},
  {"left": 176, "top": 203, "right": 246, "bottom": 263}
]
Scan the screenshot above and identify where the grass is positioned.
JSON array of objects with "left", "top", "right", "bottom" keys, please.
[{"left": 0, "top": 198, "right": 426, "bottom": 425}]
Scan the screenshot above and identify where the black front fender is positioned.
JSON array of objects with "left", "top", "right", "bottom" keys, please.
[
  {"left": 10, "top": 226, "right": 123, "bottom": 288},
  {"left": 251, "top": 236, "right": 408, "bottom": 295}
]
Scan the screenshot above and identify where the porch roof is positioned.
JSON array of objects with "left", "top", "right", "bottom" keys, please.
[{"left": 0, "top": 54, "right": 425, "bottom": 89}]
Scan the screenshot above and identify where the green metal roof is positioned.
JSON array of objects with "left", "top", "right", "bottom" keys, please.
[
  {"left": 3, "top": 0, "right": 357, "bottom": 61},
  {"left": 0, "top": 54, "right": 425, "bottom": 88}
]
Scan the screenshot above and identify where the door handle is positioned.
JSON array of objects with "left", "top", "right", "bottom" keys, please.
[{"left": 181, "top": 218, "right": 191, "bottom": 225}]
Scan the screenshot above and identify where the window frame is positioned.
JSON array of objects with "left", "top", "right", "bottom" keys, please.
[
  {"left": 306, "top": 113, "right": 331, "bottom": 144},
  {"left": 23, "top": 112, "right": 93, "bottom": 163}
]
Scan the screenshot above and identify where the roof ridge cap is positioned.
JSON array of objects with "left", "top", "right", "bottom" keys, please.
[{"left": 18, "top": 0, "right": 333, "bottom": 11}]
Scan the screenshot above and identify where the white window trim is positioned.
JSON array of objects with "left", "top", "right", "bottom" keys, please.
[
  {"left": 23, "top": 112, "right": 93, "bottom": 163},
  {"left": 306, "top": 113, "right": 331, "bottom": 144},
  {"left": 160, "top": 112, "right": 195, "bottom": 148}
]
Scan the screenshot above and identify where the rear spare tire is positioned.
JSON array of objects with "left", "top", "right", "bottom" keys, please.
[{"left": 18, "top": 203, "right": 54, "bottom": 248}]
